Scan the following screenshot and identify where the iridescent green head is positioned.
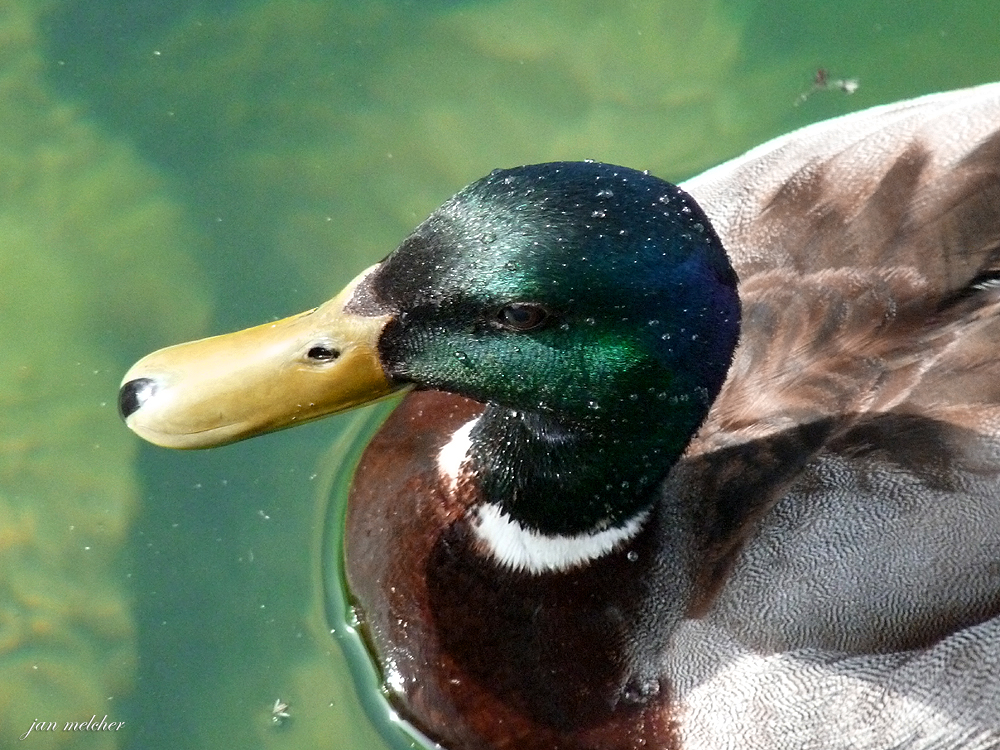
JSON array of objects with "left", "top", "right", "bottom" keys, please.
[{"left": 369, "top": 162, "right": 740, "bottom": 534}]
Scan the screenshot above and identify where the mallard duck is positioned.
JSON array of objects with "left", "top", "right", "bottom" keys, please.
[{"left": 120, "top": 82, "right": 1000, "bottom": 750}]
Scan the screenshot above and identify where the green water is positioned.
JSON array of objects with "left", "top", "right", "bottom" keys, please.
[{"left": 1, "top": 0, "right": 996, "bottom": 748}]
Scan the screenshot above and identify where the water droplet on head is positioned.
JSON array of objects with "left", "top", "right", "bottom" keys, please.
[
  {"left": 627, "top": 550, "right": 639, "bottom": 562},
  {"left": 591, "top": 209, "right": 606, "bottom": 219},
  {"left": 481, "top": 232, "right": 497, "bottom": 244},
  {"left": 596, "top": 189, "right": 614, "bottom": 199},
  {"left": 454, "top": 351, "right": 469, "bottom": 364},
  {"left": 504, "top": 261, "right": 518, "bottom": 271}
]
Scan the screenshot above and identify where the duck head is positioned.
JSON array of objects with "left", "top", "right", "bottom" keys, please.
[{"left": 121, "top": 161, "right": 739, "bottom": 543}]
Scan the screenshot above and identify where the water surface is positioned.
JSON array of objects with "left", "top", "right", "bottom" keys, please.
[{"left": 3, "top": 1, "right": 997, "bottom": 748}]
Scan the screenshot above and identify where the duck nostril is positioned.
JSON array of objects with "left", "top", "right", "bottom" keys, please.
[
  {"left": 118, "top": 377, "right": 158, "bottom": 420},
  {"left": 307, "top": 346, "right": 341, "bottom": 362}
]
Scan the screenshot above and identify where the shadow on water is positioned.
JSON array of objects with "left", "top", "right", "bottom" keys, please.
[{"left": 317, "top": 398, "right": 443, "bottom": 750}]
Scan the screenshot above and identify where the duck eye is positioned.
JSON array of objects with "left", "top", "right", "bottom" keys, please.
[
  {"left": 495, "top": 303, "right": 550, "bottom": 332},
  {"left": 306, "top": 345, "right": 340, "bottom": 362}
]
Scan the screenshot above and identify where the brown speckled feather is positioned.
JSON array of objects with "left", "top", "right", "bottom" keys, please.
[
  {"left": 686, "top": 86, "right": 1000, "bottom": 449},
  {"left": 667, "top": 83, "right": 1000, "bottom": 747}
]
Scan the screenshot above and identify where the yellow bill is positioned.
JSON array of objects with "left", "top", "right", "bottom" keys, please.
[{"left": 119, "top": 265, "right": 399, "bottom": 449}]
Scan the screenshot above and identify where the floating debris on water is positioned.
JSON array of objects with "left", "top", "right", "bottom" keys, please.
[
  {"left": 796, "top": 68, "right": 859, "bottom": 105},
  {"left": 271, "top": 698, "right": 291, "bottom": 726}
]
